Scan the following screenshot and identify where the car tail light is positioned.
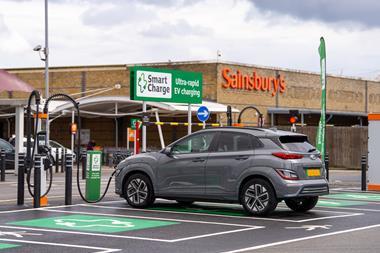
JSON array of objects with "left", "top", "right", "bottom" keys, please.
[
  {"left": 272, "top": 152, "right": 303, "bottom": 159},
  {"left": 276, "top": 169, "right": 299, "bottom": 180}
]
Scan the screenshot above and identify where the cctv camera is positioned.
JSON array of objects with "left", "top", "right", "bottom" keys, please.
[{"left": 33, "top": 45, "right": 42, "bottom": 51}]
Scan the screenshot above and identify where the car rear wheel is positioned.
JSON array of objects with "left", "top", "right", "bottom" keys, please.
[
  {"left": 240, "top": 178, "right": 277, "bottom": 216},
  {"left": 124, "top": 173, "right": 155, "bottom": 208},
  {"left": 285, "top": 196, "right": 319, "bottom": 212}
]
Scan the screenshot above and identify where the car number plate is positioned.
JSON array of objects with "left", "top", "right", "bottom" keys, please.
[{"left": 306, "top": 168, "right": 321, "bottom": 177}]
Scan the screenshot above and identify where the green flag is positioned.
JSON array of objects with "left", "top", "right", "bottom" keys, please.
[{"left": 316, "top": 37, "right": 326, "bottom": 160}]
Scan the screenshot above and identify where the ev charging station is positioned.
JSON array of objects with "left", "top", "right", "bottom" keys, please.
[{"left": 368, "top": 114, "right": 380, "bottom": 191}]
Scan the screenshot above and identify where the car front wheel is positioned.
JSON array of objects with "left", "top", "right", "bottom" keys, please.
[
  {"left": 285, "top": 196, "right": 319, "bottom": 212},
  {"left": 240, "top": 178, "right": 278, "bottom": 216},
  {"left": 124, "top": 173, "right": 155, "bottom": 208}
]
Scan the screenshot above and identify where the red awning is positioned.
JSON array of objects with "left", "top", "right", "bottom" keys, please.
[{"left": 0, "top": 69, "right": 34, "bottom": 93}]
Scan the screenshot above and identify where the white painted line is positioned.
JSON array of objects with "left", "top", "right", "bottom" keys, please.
[
  {"left": 85, "top": 203, "right": 363, "bottom": 223},
  {"left": 42, "top": 209, "right": 260, "bottom": 228},
  {"left": 294, "top": 212, "right": 363, "bottom": 222},
  {"left": 313, "top": 205, "right": 380, "bottom": 212},
  {"left": 170, "top": 227, "right": 260, "bottom": 243},
  {"left": 0, "top": 200, "right": 122, "bottom": 214},
  {"left": 0, "top": 224, "right": 262, "bottom": 243},
  {"left": 84, "top": 203, "right": 299, "bottom": 223},
  {"left": 0, "top": 238, "right": 120, "bottom": 253},
  {"left": 219, "top": 224, "right": 380, "bottom": 253},
  {"left": 0, "top": 225, "right": 171, "bottom": 243}
]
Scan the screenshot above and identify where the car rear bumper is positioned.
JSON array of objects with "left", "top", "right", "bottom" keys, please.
[{"left": 275, "top": 179, "right": 329, "bottom": 199}]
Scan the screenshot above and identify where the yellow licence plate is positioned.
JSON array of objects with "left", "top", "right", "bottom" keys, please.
[{"left": 306, "top": 169, "right": 321, "bottom": 177}]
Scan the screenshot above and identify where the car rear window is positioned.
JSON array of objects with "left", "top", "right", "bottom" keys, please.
[{"left": 279, "top": 135, "right": 316, "bottom": 152}]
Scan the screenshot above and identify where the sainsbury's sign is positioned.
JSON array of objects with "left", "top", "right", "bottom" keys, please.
[{"left": 222, "top": 68, "right": 286, "bottom": 96}]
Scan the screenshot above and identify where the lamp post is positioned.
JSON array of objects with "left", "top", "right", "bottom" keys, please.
[{"left": 33, "top": 0, "right": 49, "bottom": 145}]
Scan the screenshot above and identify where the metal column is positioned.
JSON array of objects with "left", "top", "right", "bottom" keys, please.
[{"left": 142, "top": 101, "right": 147, "bottom": 152}]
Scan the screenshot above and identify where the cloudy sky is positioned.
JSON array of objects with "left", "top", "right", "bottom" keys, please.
[{"left": 0, "top": 0, "right": 379, "bottom": 79}]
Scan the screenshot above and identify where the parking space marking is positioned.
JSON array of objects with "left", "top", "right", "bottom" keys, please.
[
  {"left": 0, "top": 238, "right": 120, "bottom": 253},
  {"left": 43, "top": 209, "right": 261, "bottom": 228},
  {"left": 86, "top": 203, "right": 363, "bottom": 223},
  {"left": 0, "top": 225, "right": 172, "bottom": 243},
  {"left": 218, "top": 224, "right": 380, "bottom": 253}
]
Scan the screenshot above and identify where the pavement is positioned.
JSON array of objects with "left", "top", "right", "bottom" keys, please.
[{"left": 0, "top": 168, "right": 378, "bottom": 253}]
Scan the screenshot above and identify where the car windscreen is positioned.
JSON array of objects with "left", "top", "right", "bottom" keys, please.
[{"left": 279, "top": 135, "right": 316, "bottom": 153}]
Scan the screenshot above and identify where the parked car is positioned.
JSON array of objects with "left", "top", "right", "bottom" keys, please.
[
  {"left": 115, "top": 127, "right": 329, "bottom": 216},
  {"left": 9, "top": 137, "right": 76, "bottom": 164},
  {"left": 0, "top": 138, "right": 15, "bottom": 170}
]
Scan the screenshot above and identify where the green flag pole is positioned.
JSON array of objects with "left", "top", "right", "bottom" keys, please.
[{"left": 316, "top": 37, "right": 326, "bottom": 161}]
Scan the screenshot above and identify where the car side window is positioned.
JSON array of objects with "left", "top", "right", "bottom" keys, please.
[
  {"left": 172, "top": 132, "right": 216, "bottom": 154},
  {"left": 216, "top": 132, "right": 253, "bottom": 152}
]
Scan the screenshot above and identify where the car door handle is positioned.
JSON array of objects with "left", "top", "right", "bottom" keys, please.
[
  {"left": 235, "top": 155, "right": 249, "bottom": 160},
  {"left": 192, "top": 158, "right": 205, "bottom": 162}
]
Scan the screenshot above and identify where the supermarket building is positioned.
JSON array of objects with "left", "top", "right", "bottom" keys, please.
[{"left": 2, "top": 60, "right": 380, "bottom": 152}]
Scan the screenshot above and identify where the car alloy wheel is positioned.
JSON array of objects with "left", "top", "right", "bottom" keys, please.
[
  {"left": 124, "top": 173, "right": 155, "bottom": 208},
  {"left": 244, "top": 184, "right": 269, "bottom": 212},
  {"left": 127, "top": 178, "right": 148, "bottom": 205},
  {"left": 240, "top": 178, "right": 277, "bottom": 216}
]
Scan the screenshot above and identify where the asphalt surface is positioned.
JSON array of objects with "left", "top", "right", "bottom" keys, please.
[{"left": 0, "top": 169, "right": 378, "bottom": 253}]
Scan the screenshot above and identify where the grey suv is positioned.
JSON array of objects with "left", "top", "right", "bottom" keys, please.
[{"left": 115, "top": 127, "right": 329, "bottom": 216}]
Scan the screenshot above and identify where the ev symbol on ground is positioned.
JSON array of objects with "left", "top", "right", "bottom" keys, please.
[{"left": 54, "top": 218, "right": 135, "bottom": 228}]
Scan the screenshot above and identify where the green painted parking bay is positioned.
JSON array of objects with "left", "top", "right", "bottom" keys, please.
[
  {"left": 325, "top": 193, "right": 380, "bottom": 202},
  {"left": 317, "top": 199, "right": 369, "bottom": 207},
  {"left": 0, "top": 243, "right": 19, "bottom": 250},
  {"left": 8, "top": 214, "right": 178, "bottom": 233}
]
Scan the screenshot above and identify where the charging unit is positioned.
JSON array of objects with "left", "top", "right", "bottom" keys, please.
[{"left": 85, "top": 150, "right": 103, "bottom": 201}]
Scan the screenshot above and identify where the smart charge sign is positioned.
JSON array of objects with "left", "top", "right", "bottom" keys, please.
[{"left": 130, "top": 67, "right": 202, "bottom": 104}]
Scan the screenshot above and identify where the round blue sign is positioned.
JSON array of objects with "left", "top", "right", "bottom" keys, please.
[{"left": 197, "top": 106, "right": 210, "bottom": 122}]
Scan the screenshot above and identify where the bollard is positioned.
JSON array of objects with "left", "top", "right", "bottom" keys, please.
[
  {"left": 17, "top": 153, "right": 25, "bottom": 205},
  {"left": 325, "top": 153, "right": 329, "bottom": 181},
  {"left": 0, "top": 150, "right": 5, "bottom": 182},
  {"left": 65, "top": 153, "right": 73, "bottom": 205},
  {"left": 81, "top": 152, "right": 87, "bottom": 180},
  {"left": 55, "top": 147, "right": 59, "bottom": 173},
  {"left": 361, "top": 155, "right": 367, "bottom": 191},
  {"left": 34, "top": 154, "right": 42, "bottom": 208},
  {"left": 61, "top": 149, "right": 66, "bottom": 173}
]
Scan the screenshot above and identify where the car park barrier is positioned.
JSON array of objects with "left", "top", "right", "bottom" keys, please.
[
  {"left": 65, "top": 153, "right": 73, "bottom": 205},
  {"left": 143, "top": 121, "right": 221, "bottom": 127},
  {"left": 0, "top": 149, "right": 5, "bottom": 182},
  {"left": 17, "top": 153, "right": 25, "bottom": 205},
  {"left": 361, "top": 155, "right": 367, "bottom": 191}
]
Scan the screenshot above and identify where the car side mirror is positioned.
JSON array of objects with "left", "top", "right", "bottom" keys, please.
[{"left": 162, "top": 146, "right": 172, "bottom": 156}]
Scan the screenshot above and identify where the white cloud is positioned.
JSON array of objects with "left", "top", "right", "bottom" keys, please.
[{"left": 0, "top": 0, "right": 379, "bottom": 79}]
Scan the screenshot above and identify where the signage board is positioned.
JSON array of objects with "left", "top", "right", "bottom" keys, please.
[{"left": 130, "top": 66, "right": 202, "bottom": 104}]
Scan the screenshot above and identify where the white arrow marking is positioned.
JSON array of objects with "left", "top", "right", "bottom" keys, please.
[
  {"left": 285, "top": 225, "right": 332, "bottom": 231},
  {"left": 0, "top": 231, "right": 42, "bottom": 238},
  {"left": 198, "top": 110, "right": 209, "bottom": 118}
]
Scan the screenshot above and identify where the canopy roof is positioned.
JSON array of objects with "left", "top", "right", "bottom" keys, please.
[{"left": 50, "top": 96, "right": 239, "bottom": 118}]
